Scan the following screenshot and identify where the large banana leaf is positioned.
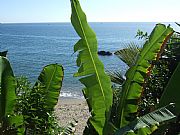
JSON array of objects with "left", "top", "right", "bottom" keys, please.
[
  {"left": 117, "top": 24, "right": 174, "bottom": 128},
  {"left": 70, "top": 0, "right": 113, "bottom": 134},
  {"left": 0, "top": 56, "right": 17, "bottom": 121},
  {"left": 159, "top": 62, "right": 180, "bottom": 113},
  {"left": 34, "top": 64, "right": 64, "bottom": 111},
  {"left": 115, "top": 103, "right": 176, "bottom": 135}
]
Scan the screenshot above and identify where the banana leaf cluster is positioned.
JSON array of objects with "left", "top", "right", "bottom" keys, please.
[{"left": 70, "top": 0, "right": 179, "bottom": 135}]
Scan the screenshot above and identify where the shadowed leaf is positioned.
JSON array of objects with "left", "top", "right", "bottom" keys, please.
[
  {"left": 115, "top": 103, "right": 176, "bottom": 135},
  {"left": 0, "top": 56, "right": 16, "bottom": 121},
  {"left": 159, "top": 62, "right": 180, "bottom": 113}
]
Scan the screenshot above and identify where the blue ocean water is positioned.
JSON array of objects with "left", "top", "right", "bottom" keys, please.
[{"left": 0, "top": 22, "right": 177, "bottom": 98}]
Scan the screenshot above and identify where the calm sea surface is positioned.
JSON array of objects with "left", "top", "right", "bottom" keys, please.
[{"left": 0, "top": 22, "right": 177, "bottom": 98}]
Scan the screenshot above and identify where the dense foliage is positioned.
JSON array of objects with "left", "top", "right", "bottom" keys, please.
[
  {"left": 0, "top": 55, "right": 64, "bottom": 135},
  {"left": 15, "top": 75, "right": 63, "bottom": 134},
  {"left": 70, "top": 0, "right": 179, "bottom": 135}
]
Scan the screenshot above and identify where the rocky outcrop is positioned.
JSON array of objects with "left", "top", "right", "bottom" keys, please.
[{"left": 98, "top": 51, "right": 112, "bottom": 56}]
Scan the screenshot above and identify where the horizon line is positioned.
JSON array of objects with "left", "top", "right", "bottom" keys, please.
[{"left": 0, "top": 21, "right": 175, "bottom": 24}]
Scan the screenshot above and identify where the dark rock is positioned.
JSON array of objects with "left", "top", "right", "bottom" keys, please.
[{"left": 98, "top": 51, "right": 112, "bottom": 56}]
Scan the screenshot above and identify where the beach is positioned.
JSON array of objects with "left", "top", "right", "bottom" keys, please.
[{"left": 55, "top": 98, "right": 90, "bottom": 134}]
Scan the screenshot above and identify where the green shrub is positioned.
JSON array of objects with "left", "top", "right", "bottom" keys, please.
[
  {"left": 15, "top": 77, "right": 62, "bottom": 134},
  {"left": 15, "top": 64, "right": 64, "bottom": 134},
  {"left": 0, "top": 54, "right": 64, "bottom": 135}
]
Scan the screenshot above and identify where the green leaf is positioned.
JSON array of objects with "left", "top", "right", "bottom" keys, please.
[
  {"left": 115, "top": 103, "right": 176, "bottom": 135},
  {"left": 117, "top": 24, "right": 174, "bottom": 128},
  {"left": 34, "top": 64, "right": 64, "bottom": 111},
  {"left": 0, "top": 56, "right": 16, "bottom": 121},
  {"left": 70, "top": 0, "right": 113, "bottom": 134},
  {"left": 8, "top": 115, "right": 24, "bottom": 127},
  {"left": 159, "top": 62, "right": 180, "bottom": 113}
]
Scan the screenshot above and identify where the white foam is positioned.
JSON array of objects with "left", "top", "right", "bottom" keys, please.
[{"left": 60, "top": 91, "right": 83, "bottom": 99}]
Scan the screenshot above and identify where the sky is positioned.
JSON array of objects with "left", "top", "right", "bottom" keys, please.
[{"left": 0, "top": 0, "right": 180, "bottom": 23}]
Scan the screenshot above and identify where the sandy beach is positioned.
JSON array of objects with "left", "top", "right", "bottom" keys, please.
[{"left": 55, "top": 98, "right": 90, "bottom": 135}]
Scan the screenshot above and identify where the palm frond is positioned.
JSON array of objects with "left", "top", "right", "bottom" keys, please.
[
  {"left": 175, "top": 22, "right": 180, "bottom": 27},
  {"left": 108, "top": 70, "right": 125, "bottom": 85},
  {"left": 114, "top": 43, "right": 140, "bottom": 67}
]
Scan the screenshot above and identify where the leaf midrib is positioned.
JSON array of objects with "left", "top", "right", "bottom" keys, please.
[
  {"left": 45, "top": 65, "right": 57, "bottom": 94},
  {"left": 72, "top": 1, "right": 106, "bottom": 104},
  {"left": 138, "top": 28, "right": 173, "bottom": 63}
]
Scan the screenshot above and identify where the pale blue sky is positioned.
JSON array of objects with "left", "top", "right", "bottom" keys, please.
[{"left": 0, "top": 0, "right": 180, "bottom": 23}]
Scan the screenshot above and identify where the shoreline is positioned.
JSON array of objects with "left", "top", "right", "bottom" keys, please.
[{"left": 55, "top": 98, "right": 89, "bottom": 135}]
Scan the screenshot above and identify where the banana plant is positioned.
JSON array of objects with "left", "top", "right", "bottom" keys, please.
[
  {"left": 115, "top": 103, "right": 176, "bottom": 135},
  {"left": 0, "top": 56, "right": 16, "bottom": 122},
  {"left": 152, "top": 63, "right": 180, "bottom": 135},
  {"left": 117, "top": 24, "right": 174, "bottom": 128},
  {"left": 159, "top": 62, "right": 180, "bottom": 113},
  {"left": 0, "top": 56, "right": 24, "bottom": 134},
  {"left": 33, "top": 64, "right": 64, "bottom": 111},
  {"left": 115, "top": 63, "right": 180, "bottom": 135},
  {"left": 70, "top": 0, "right": 113, "bottom": 134},
  {"left": 70, "top": 0, "right": 177, "bottom": 134}
]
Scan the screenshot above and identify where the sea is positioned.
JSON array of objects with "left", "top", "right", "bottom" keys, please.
[{"left": 0, "top": 22, "right": 178, "bottom": 98}]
